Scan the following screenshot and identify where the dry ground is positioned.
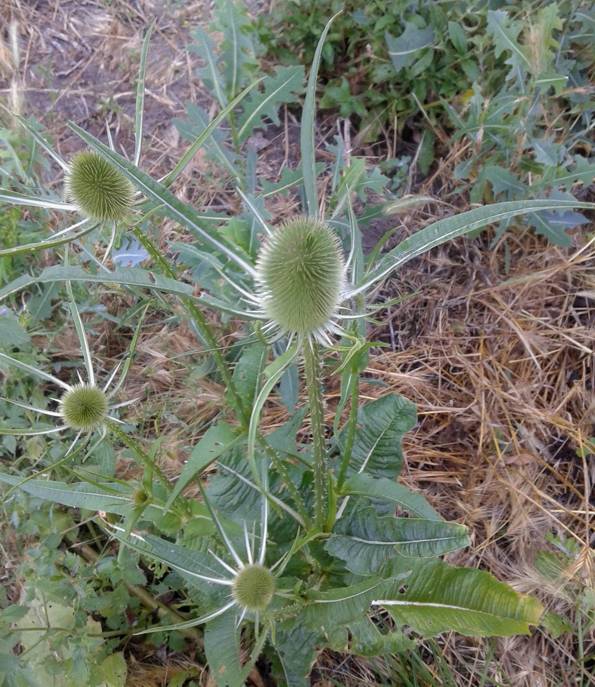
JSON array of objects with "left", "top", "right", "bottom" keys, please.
[{"left": 1, "top": 1, "right": 593, "bottom": 686}]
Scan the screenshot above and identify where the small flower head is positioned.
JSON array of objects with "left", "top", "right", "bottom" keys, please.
[
  {"left": 65, "top": 151, "right": 133, "bottom": 222},
  {"left": 60, "top": 384, "right": 109, "bottom": 431},
  {"left": 255, "top": 217, "right": 345, "bottom": 341},
  {"left": 232, "top": 563, "right": 276, "bottom": 612}
]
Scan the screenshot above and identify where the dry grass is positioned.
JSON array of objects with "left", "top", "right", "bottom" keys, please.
[{"left": 1, "top": 1, "right": 593, "bottom": 686}]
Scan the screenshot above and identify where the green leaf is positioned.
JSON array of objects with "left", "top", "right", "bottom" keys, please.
[
  {"left": 274, "top": 625, "right": 321, "bottom": 687},
  {"left": 385, "top": 22, "right": 434, "bottom": 72},
  {"left": 133, "top": 20, "right": 155, "bottom": 166},
  {"left": 97, "top": 652, "right": 127, "bottom": 687},
  {"left": 486, "top": 9, "right": 530, "bottom": 78},
  {"left": 354, "top": 199, "right": 595, "bottom": 295},
  {"left": 302, "top": 575, "right": 408, "bottom": 632},
  {"left": 0, "top": 221, "right": 96, "bottom": 258},
  {"left": 165, "top": 76, "right": 263, "bottom": 186},
  {"left": 166, "top": 422, "right": 241, "bottom": 509},
  {"left": 376, "top": 559, "right": 543, "bottom": 637},
  {"left": 204, "top": 610, "right": 244, "bottom": 687},
  {"left": 0, "top": 265, "right": 194, "bottom": 303},
  {"left": 301, "top": 12, "right": 341, "bottom": 218},
  {"left": 326, "top": 508, "right": 468, "bottom": 575},
  {"left": 190, "top": 28, "right": 227, "bottom": 107},
  {"left": 338, "top": 393, "right": 416, "bottom": 479},
  {"left": 0, "top": 474, "right": 146, "bottom": 516},
  {"left": 342, "top": 473, "right": 440, "bottom": 520},
  {"left": 0, "top": 312, "right": 30, "bottom": 349},
  {"left": 105, "top": 524, "right": 230, "bottom": 592},
  {"left": 228, "top": 342, "right": 267, "bottom": 410},
  {"left": 237, "top": 65, "right": 304, "bottom": 141},
  {"left": 348, "top": 617, "right": 414, "bottom": 657}
]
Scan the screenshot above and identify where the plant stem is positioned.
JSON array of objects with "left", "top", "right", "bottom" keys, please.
[{"left": 302, "top": 338, "right": 327, "bottom": 529}]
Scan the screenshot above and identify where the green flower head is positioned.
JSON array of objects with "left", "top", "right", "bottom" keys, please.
[
  {"left": 255, "top": 217, "right": 345, "bottom": 342},
  {"left": 60, "top": 384, "right": 109, "bottom": 431},
  {"left": 232, "top": 564, "right": 276, "bottom": 612},
  {"left": 65, "top": 151, "right": 133, "bottom": 222}
]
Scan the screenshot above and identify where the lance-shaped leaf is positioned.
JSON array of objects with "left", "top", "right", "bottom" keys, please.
[
  {"left": 342, "top": 473, "right": 440, "bottom": 520},
  {"left": 0, "top": 474, "right": 159, "bottom": 520},
  {"left": 166, "top": 422, "right": 241, "bottom": 509},
  {"left": 106, "top": 524, "right": 232, "bottom": 591},
  {"left": 0, "top": 265, "right": 194, "bottom": 302},
  {"left": 352, "top": 199, "right": 595, "bottom": 296},
  {"left": 373, "top": 559, "right": 543, "bottom": 637},
  {"left": 302, "top": 575, "right": 409, "bottom": 633},
  {"left": 326, "top": 508, "right": 469, "bottom": 575},
  {"left": 337, "top": 393, "right": 416, "bottom": 479}
]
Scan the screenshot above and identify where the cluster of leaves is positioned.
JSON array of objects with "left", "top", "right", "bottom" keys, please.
[
  {"left": 259, "top": 1, "right": 594, "bottom": 245},
  {"left": 0, "top": 5, "right": 593, "bottom": 687}
]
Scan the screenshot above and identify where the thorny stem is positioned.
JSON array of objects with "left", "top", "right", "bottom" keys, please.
[
  {"left": 257, "top": 436, "right": 310, "bottom": 526},
  {"left": 131, "top": 226, "right": 248, "bottom": 424},
  {"left": 303, "top": 338, "right": 328, "bottom": 530},
  {"left": 132, "top": 227, "right": 311, "bottom": 517}
]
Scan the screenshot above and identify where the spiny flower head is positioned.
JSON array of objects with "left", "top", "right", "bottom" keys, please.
[
  {"left": 232, "top": 564, "right": 276, "bottom": 612},
  {"left": 60, "top": 384, "right": 109, "bottom": 431},
  {"left": 255, "top": 217, "right": 345, "bottom": 339},
  {"left": 65, "top": 151, "right": 133, "bottom": 222}
]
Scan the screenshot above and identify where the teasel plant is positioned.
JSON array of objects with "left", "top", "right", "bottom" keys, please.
[
  {"left": 1, "top": 11, "right": 594, "bottom": 687},
  {"left": 0, "top": 282, "right": 140, "bottom": 458}
]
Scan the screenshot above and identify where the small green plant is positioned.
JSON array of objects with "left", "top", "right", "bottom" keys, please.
[{"left": 1, "top": 10, "right": 593, "bottom": 687}]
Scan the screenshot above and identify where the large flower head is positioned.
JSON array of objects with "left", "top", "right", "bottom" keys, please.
[
  {"left": 0, "top": 295, "right": 136, "bottom": 453},
  {"left": 65, "top": 151, "right": 134, "bottom": 222},
  {"left": 255, "top": 217, "right": 345, "bottom": 344}
]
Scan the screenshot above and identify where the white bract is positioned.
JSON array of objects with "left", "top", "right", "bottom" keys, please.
[
  {"left": 104, "top": 484, "right": 285, "bottom": 634},
  {"left": 0, "top": 293, "right": 136, "bottom": 455}
]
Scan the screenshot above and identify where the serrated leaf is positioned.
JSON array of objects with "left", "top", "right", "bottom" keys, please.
[
  {"left": 0, "top": 312, "right": 30, "bottom": 349},
  {"left": 174, "top": 103, "right": 238, "bottom": 178},
  {"left": 338, "top": 393, "right": 416, "bottom": 479},
  {"left": 326, "top": 508, "right": 469, "bottom": 574},
  {"left": 190, "top": 28, "right": 227, "bottom": 107},
  {"left": 237, "top": 65, "right": 304, "bottom": 141},
  {"left": 348, "top": 617, "right": 414, "bottom": 657},
  {"left": 166, "top": 422, "right": 241, "bottom": 509},
  {"left": 386, "top": 23, "right": 434, "bottom": 71},
  {"left": 204, "top": 610, "right": 244, "bottom": 687},
  {"left": 274, "top": 625, "right": 321, "bottom": 687},
  {"left": 486, "top": 9, "right": 530, "bottom": 80},
  {"left": 528, "top": 208, "right": 589, "bottom": 246},
  {"left": 483, "top": 165, "right": 526, "bottom": 196},
  {"left": 342, "top": 473, "right": 440, "bottom": 520},
  {"left": 375, "top": 559, "right": 543, "bottom": 637}
]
